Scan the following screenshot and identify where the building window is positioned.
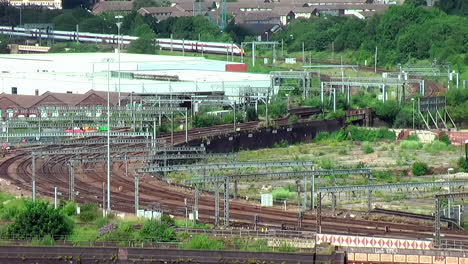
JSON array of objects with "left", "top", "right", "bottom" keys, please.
[{"left": 11, "top": 87, "right": 17, "bottom": 95}]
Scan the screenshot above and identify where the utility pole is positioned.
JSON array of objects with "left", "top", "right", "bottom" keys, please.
[
  {"left": 32, "top": 154, "right": 36, "bottom": 202},
  {"left": 115, "top": 16, "right": 123, "bottom": 109},
  {"left": 374, "top": 46, "right": 378, "bottom": 73},
  {"left": 106, "top": 59, "right": 111, "bottom": 213}
]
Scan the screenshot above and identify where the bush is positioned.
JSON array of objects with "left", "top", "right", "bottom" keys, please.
[
  {"left": 439, "top": 133, "right": 451, "bottom": 145},
  {"left": 193, "top": 114, "right": 221, "bottom": 128},
  {"left": 346, "top": 126, "right": 396, "bottom": 142},
  {"left": 246, "top": 107, "right": 258, "bottom": 121},
  {"left": 78, "top": 203, "right": 99, "bottom": 222},
  {"left": 181, "top": 234, "right": 225, "bottom": 250},
  {"left": 314, "top": 130, "right": 347, "bottom": 143},
  {"left": 412, "top": 161, "right": 429, "bottom": 176},
  {"left": 272, "top": 187, "right": 296, "bottom": 201},
  {"left": 362, "top": 141, "right": 374, "bottom": 154},
  {"left": 423, "top": 140, "right": 452, "bottom": 154},
  {"left": 0, "top": 199, "right": 26, "bottom": 220},
  {"left": 400, "top": 140, "right": 422, "bottom": 150},
  {"left": 139, "top": 220, "right": 176, "bottom": 242},
  {"left": 277, "top": 242, "right": 297, "bottom": 253},
  {"left": 7, "top": 200, "right": 73, "bottom": 239},
  {"left": 273, "top": 140, "right": 288, "bottom": 148},
  {"left": 325, "top": 109, "right": 345, "bottom": 120},
  {"left": 62, "top": 201, "right": 77, "bottom": 216},
  {"left": 459, "top": 158, "right": 468, "bottom": 172},
  {"left": 161, "top": 215, "right": 175, "bottom": 227},
  {"left": 288, "top": 114, "right": 299, "bottom": 124}
]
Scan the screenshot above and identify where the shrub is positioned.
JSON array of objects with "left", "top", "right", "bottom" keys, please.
[
  {"left": 439, "top": 133, "right": 451, "bottom": 145},
  {"left": 277, "top": 242, "right": 297, "bottom": 253},
  {"left": 288, "top": 114, "right": 298, "bottom": 124},
  {"left": 314, "top": 130, "right": 347, "bottom": 143},
  {"left": 318, "top": 157, "right": 334, "bottom": 170},
  {"left": 407, "top": 135, "right": 419, "bottom": 141},
  {"left": 181, "top": 235, "right": 225, "bottom": 250},
  {"left": 362, "top": 141, "right": 374, "bottom": 154},
  {"left": 412, "top": 161, "right": 429, "bottom": 176},
  {"left": 62, "top": 201, "right": 77, "bottom": 216},
  {"left": 161, "top": 215, "right": 176, "bottom": 227},
  {"left": 400, "top": 140, "right": 422, "bottom": 150},
  {"left": 78, "top": 203, "right": 99, "bottom": 222},
  {"left": 246, "top": 107, "right": 258, "bottom": 121},
  {"left": 272, "top": 187, "right": 296, "bottom": 201},
  {"left": 325, "top": 109, "right": 345, "bottom": 120},
  {"left": 423, "top": 140, "right": 452, "bottom": 154},
  {"left": 273, "top": 140, "right": 289, "bottom": 148},
  {"left": 459, "top": 158, "right": 468, "bottom": 172},
  {"left": 346, "top": 126, "right": 396, "bottom": 142},
  {"left": 139, "top": 220, "right": 176, "bottom": 242},
  {"left": 7, "top": 200, "right": 73, "bottom": 239}
]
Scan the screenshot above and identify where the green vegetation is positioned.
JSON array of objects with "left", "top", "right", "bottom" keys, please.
[
  {"left": 180, "top": 234, "right": 225, "bottom": 250},
  {"left": 138, "top": 218, "right": 176, "bottom": 242},
  {"left": 459, "top": 157, "right": 468, "bottom": 172},
  {"left": 272, "top": 186, "right": 296, "bottom": 201},
  {"left": 412, "top": 161, "right": 429, "bottom": 176},
  {"left": 362, "top": 141, "right": 374, "bottom": 154},
  {"left": 78, "top": 203, "right": 99, "bottom": 223},
  {"left": 346, "top": 126, "right": 396, "bottom": 142},
  {"left": 7, "top": 201, "right": 73, "bottom": 239},
  {"left": 275, "top": 5, "right": 468, "bottom": 69}
]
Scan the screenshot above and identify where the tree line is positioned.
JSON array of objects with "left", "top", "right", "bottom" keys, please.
[{"left": 274, "top": 4, "right": 468, "bottom": 69}]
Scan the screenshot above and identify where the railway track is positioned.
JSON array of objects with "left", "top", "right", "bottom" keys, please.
[{"left": 1, "top": 117, "right": 468, "bottom": 246}]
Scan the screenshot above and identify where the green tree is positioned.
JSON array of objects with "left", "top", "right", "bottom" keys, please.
[
  {"left": 128, "top": 35, "right": 156, "bottom": 54},
  {"left": 7, "top": 201, "right": 73, "bottom": 239},
  {"left": 139, "top": 220, "right": 176, "bottom": 242},
  {"left": 132, "top": 0, "right": 171, "bottom": 10}
]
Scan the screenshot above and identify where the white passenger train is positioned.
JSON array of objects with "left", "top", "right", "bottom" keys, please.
[{"left": 0, "top": 26, "right": 244, "bottom": 55}]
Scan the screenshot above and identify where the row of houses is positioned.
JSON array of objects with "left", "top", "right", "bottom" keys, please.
[
  {"left": 0, "top": 90, "right": 123, "bottom": 118},
  {"left": 91, "top": 0, "right": 390, "bottom": 40},
  {"left": 92, "top": 0, "right": 390, "bottom": 23}
]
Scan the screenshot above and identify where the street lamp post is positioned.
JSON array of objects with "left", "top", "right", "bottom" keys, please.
[
  {"left": 105, "top": 58, "right": 113, "bottom": 213},
  {"left": 411, "top": 98, "right": 415, "bottom": 130},
  {"left": 115, "top": 16, "right": 123, "bottom": 109}
]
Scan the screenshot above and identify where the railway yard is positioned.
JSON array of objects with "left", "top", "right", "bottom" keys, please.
[{"left": 0, "top": 51, "right": 466, "bottom": 264}]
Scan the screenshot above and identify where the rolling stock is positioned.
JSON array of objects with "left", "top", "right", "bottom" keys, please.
[{"left": 0, "top": 26, "right": 244, "bottom": 55}]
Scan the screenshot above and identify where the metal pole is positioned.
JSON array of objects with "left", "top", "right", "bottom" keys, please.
[
  {"left": 102, "top": 182, "right": 106, "bottom": 217},
  {"left": 367, "top": 174, "right": 372, "bottom": 211},
  {"left": 69, "top": 160, "right": 75, "bottom": 201},
  {"left": 107, "top": 60, "right": 111, "bottom": 213},
  {"left": 224, "top": 177, "right": 230, "bottom": 227},
  {"left": 311, "top": 175, "right": 315, "bottom": 210},
  {"left": 374, "top": 46, "right": 377, "bottom": 73},
  {"left": 333, "top": 88, "right": 336, "bottom": 112},
  {"left": 135, "top": 174, "right": 139, "bottom": 215},
  {"left": 54, "top": 187, "right": 57, "bottom": 209},
  {"left": 193, "top": 186, "right": 199, "bottom": 225},
  {"left": 281, "top": 38, "right": 284, "bottom": 58},
  {"left": 185, "top": 109, "right": 188, "bottom": 143},
  {"left": 302, "top": 42, "right": 305, "bottom": 63},
  {"left": 170, "top": 34, "right": 173, "bottom": 52},
  {"left": 303, "top": 176, "right": 307, "bottom": 211},
  {"left": 320, "top": 82, "right": 324, "bottom": 104},
  {"left": 32, "top": 154, "right": 36, "bottom": 202},
  {"left": 116, "top": 21, "right": 122, "bottom": 109},
  {"left": 412, "top": 99, "right": 415, "bottom": 130},
  {"left": 252, "top": 42, "right": 255, "bottom": 67},
  {"left": 215, "top": 183, "right": 220, "bottom": 227},
  {"left": 233, "top": 102, "right": 236, "bottom": 132}
]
